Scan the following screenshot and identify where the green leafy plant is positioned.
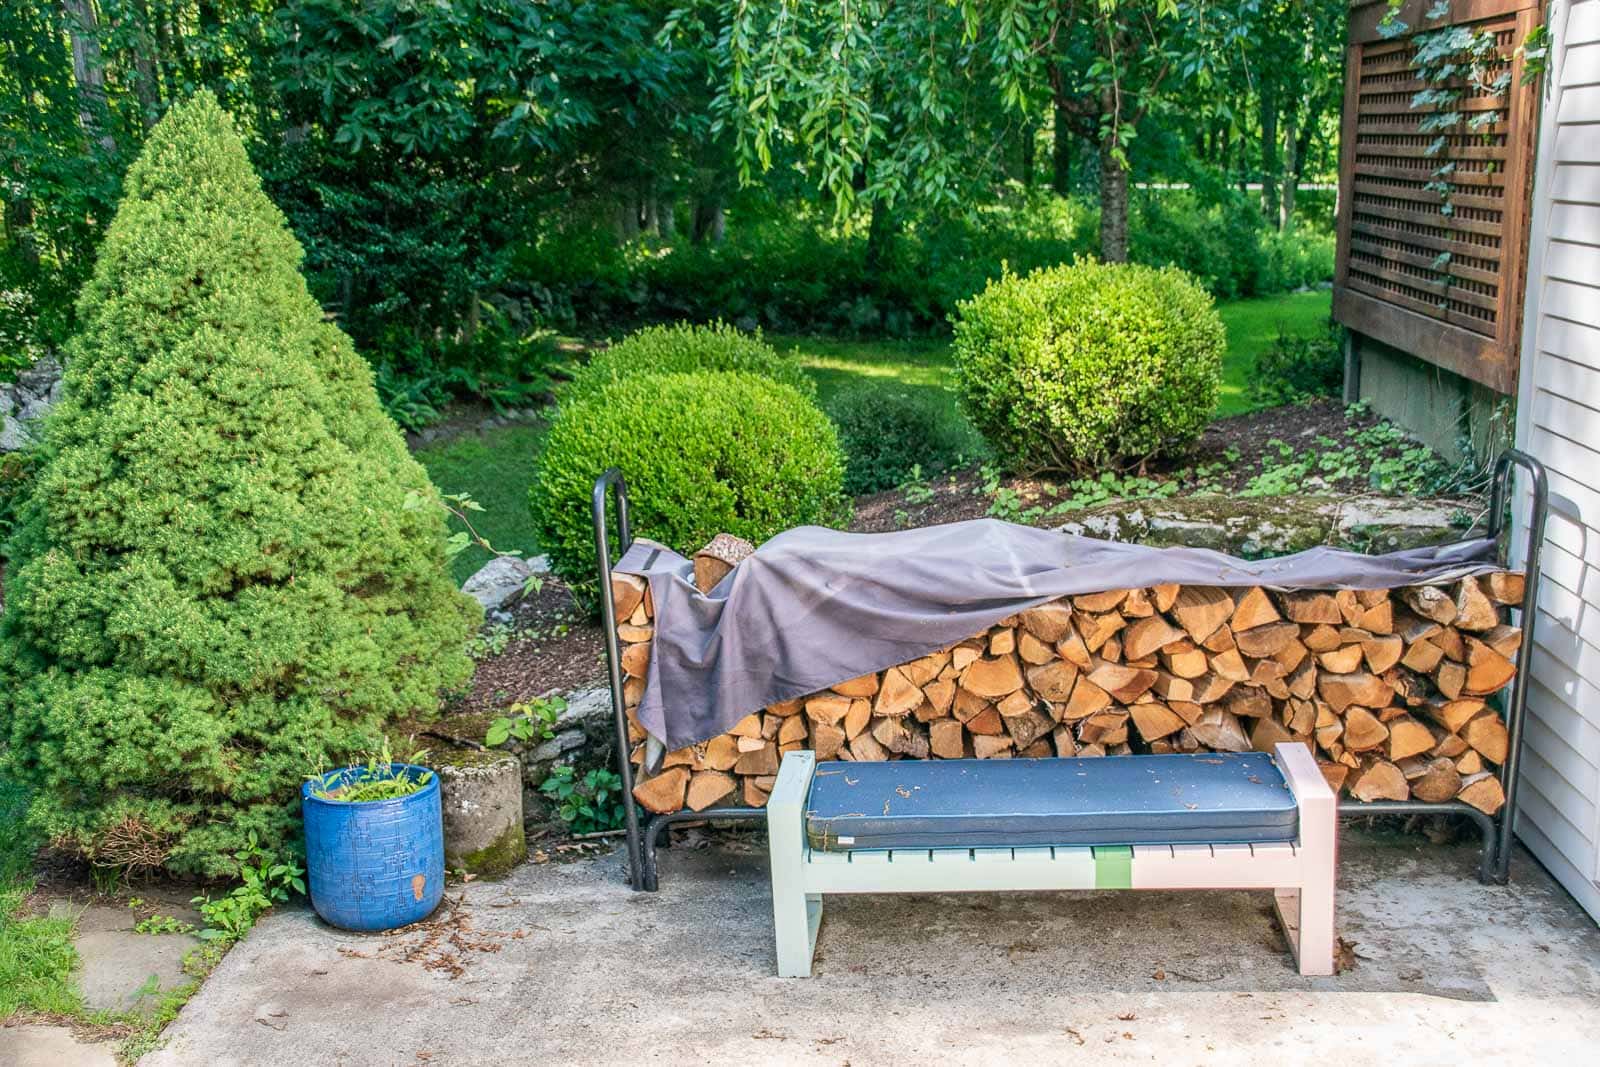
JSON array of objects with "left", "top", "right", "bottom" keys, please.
[
  {"left": 486, "top": 695, "right": 567, "bottom": 747},
  {"left": 190, "top": 831, "right": 305, "bottom": 944},
  {"left": 307, "top": 744, "right": 434, "bottom": 803},
  {"left": 538, "top": 766, "right": 627, "bottom": 836},
  {"left": 0, "top": 93, "right": 480, "bottom": 878},
  {"left": 826, "top": 385, "right": 981, "bottom": 494},
  {"left": 530, "top": 370, "right": 849, "bottom": 588},
  {"left": 374, "top": 361, "right": 450, "bottom": 432},
  {"left": 951, "top": 259, "right": 1225, "bottom": 474},
  {"left": 133, "top": 913, "right": 196, "bottom": 937}
]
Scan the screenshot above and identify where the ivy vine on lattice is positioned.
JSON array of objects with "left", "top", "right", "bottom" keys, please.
[{"left": 1377, "top": 0, "right": 1512, "bottom": 303}]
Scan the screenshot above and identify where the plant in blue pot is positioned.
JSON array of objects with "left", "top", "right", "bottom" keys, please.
[{"left": 302, "top": 745, "right": 444, "bottom": 932}]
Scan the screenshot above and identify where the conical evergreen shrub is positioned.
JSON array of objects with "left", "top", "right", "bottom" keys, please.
[{"left": 0, "top": 93, "right": 479, "bottom": 876}]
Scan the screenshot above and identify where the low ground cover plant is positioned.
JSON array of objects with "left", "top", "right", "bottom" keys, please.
[
  {"left": 530, "top": 369, "right": 848, "bottom": 587},
  {"left": 0, "top": 93, "right": 479, "bottom": 879},
  {"left": 951, "top": 259, "right": 1225, "bottom": 473},
  {"left": 827, "top": 384, "right": 981, "bottom": 494},
  {"left": 1249, "top": 323, "right": 1345, "bottom": 407}
]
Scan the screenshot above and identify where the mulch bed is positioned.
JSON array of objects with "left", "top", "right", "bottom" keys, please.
[{"left": 852, "top": 398, "right": 1372, "bottom": 533}]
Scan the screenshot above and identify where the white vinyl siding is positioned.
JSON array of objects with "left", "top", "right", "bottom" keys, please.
[{"left": 1513, "top": 0, "right": 1600, "bottom": 922}]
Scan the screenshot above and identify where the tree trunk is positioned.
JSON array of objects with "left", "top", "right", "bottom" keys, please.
[
  {"left": 1098, "top": 135, "right": 1129, "bottom": 263},
  {"left": 127, "top": 0, "right": 162, "bottom": 127},
  {"left": 864, "top": 198, "right": 897, "bottom": 272},
  {"left": 1019, "top": 119, "right": 1037, "bottom": 188},
  {"left": 658, "top": 196, "right": 677, "bottom": 241},
  {"left": 1051, "top": 96, "right": 1072, "bottom": 196},
  {"left": 1260, "top": 92, "right": 1281, "bottom": 229},
  {"left": 614, "top": 197, "right": 641, "bottom": 242},
  {"left": 1281, "top": 110, "right": 1299, "bottom": 230},
  {"left": 61, "top": 0, "right": 114, "bottom": 154},
  {"left": 692, "top": 194, "right": 724, "bottom": 244},
  {"left": 641, "top": 183, "right": 660, "bottom": 238}
]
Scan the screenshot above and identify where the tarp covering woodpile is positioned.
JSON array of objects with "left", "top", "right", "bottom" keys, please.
[{"left": 614, "top": 519, "right": 1504, "bottom": 751}]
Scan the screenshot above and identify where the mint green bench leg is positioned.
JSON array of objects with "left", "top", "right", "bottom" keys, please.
[{"left": 768, "top": 751, "right": 820, "bottom": 977}]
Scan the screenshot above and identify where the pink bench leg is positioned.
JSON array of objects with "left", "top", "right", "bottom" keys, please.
[{"left": 1275, "top": 743, "right": 1337, "bottom": 976}]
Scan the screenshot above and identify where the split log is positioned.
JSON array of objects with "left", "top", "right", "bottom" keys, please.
[
  {"left": 634, "top": 766, "right": 690, "bottom": 814},
  {"left": 693, "top": 533, "right": 754, "bottom": 593}
]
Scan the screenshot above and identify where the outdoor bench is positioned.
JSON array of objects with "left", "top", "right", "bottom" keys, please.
[{"left": 766, "top": 742, "right": 1337, "bottom": 977}]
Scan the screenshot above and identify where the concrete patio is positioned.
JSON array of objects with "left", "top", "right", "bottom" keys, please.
[{"left": 142, "top": 827, "right": 1600, "bottom": 1065}]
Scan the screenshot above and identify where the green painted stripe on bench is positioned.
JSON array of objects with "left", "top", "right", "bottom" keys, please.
[{"left": 1093, "top": 846, "right": 1133, "bottom": 889}]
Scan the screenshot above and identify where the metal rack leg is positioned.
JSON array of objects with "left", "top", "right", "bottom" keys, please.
[
  {"left": 593, "top": 469, "right": 644, "bottom": 890},
  {"left": 1486, "top": 449, "right": 1548, "bottom": 884}
]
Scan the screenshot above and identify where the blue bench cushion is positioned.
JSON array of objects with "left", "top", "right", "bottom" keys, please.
[{"left": 805, "top": 753, "right": 1298, "bottom": 852}]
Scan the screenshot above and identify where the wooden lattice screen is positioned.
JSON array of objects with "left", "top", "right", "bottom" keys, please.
[{"left": 1334, "top": 0, "right": 1544, "bottom": 394}]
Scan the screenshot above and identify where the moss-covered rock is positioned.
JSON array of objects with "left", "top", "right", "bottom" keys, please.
[{"left": 1057, "top": 494, "right": 1481, "bottom": 557}]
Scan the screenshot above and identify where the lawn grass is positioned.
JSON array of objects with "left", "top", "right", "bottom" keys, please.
[
  {"left": 0, "top": 778, "right": 83, "bottom": 1020},
  {"left": 414, "top": 423, "right": 547, "bottom": 584},
  {"left": 1213, "top": 289, "right": 1334, "bottom": 417}
]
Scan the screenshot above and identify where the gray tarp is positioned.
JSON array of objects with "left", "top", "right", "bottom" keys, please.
[{"left": 615, "top": 519, "right": 1501, "bottom": 750}]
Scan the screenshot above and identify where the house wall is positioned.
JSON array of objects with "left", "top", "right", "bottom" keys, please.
[{"left": 1512, "top": 0, "right": 1600, "bottom": 923}]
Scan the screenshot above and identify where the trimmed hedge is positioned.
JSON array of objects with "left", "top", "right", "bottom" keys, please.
[
  {"left": 0, "top": 93, "right": 479, "bottom": 877},
  {"left": 951, "top": 259, "right": 1224, "bottom": 473},
  {"left": 530, "top": 370, "right": 848, "bottom": 585},
  {"left": 562, "top": 321, "right": 814, "bottom": 406}
]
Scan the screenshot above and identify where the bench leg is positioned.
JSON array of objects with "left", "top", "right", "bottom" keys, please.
[
  {"left": 1274, "top": 742, "right": 1337, "bottom": 976},
  {"left": 1274, "top": 884, "right": 1334, "bottom": 976},
  {"left": 768, "top": 752, "right": 820, "bottom": 977},
  {"left": 773, "top": 886, "right": 823, "bottom": 978}
]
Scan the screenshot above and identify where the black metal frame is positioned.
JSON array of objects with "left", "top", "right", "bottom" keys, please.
[
  {"left": 1338, "top": 449, "right": 1547, "bottom": 884},
  {"left": 595, "top": 450, "right": 1549, "bottom": 891}
]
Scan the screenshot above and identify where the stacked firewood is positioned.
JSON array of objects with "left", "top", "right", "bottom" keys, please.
[{"left": 612, "top": 552, "right": 1525, "bottom": 820}]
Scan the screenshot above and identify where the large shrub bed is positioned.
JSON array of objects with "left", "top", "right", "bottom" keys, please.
[{"left": 514, "top": 191, "right": 1333, "bottom": 338}]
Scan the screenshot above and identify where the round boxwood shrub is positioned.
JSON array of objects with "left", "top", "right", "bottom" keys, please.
[
  {"left": 563, "top": 321, "right": 814, "bottom": 405},
  {"left": 950, "top": 259, "right": 1224, "bottom": 473},
  {"left": 0, "top": 93, "right": 479, "bottom": 877},
  {"left": 530, "top": 370, "right": 847, "bottom": 585},
  {"left": 827, "top": 384, "right": 981, "bottom": 494}
]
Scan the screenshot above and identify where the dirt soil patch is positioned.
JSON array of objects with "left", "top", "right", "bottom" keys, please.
[
  {"left": 851, "top": 398, "right": 1412, "bottom": 533},
  {"left": 446, "top": 577, "right": 606, "bottom": 718}
]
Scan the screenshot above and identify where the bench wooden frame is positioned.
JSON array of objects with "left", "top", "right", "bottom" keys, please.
[{"left": 767, "top": 742, "right": 1338, "bottom": 978}]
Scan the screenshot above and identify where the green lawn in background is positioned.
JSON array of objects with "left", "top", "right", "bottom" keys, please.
[
  {"left": 409, "top": 292, "right": 1334, "bottom": 574},
  {"left": 414, "top": 423, "right": 547, "bottom": 584},
  {"left": 1214, "top": 289, "right": 1334, "bottom": 416}
]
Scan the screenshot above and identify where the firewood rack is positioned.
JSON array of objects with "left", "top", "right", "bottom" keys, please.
[{"left": 592, "top": 450, "right": 1548, "bottom": 892}]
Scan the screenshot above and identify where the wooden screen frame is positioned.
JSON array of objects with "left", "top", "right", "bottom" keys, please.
[{"left": 1334, "top": 0, "right": 1544, "bottom": 394}]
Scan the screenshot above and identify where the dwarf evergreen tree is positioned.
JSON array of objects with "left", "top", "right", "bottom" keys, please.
[{"left": 0, "top": 93, "right": 479, "bottom": 876}]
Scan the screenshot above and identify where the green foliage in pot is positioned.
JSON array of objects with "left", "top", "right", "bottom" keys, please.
[
  {"left": 0, "top": 92, "right": 480, "bottom": 879},
  {"left": 951, "top": 258, "right": 1225, "bottom": 473},
  {"left": 529, "top": 370, "right": 848, "bottom": 587}
]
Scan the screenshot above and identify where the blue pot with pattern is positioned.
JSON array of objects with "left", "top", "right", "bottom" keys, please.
[{"left": 301, "top": 763, "right": 444, "bottom": 932}]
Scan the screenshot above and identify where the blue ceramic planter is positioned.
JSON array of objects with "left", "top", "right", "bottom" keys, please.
[{"left": 301, "top": 763, "right": 444, "bottom": 932}]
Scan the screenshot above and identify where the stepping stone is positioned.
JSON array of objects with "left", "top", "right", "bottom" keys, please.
[
  {"left": 0, "top": 1023, "right": 117, "bottom": 1067},
  {"left": 49, "top": 903, "right": 203, "bottom": 1016}
]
